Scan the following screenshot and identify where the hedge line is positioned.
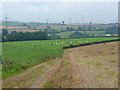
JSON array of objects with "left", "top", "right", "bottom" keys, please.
[{"left": 62, "top": 39, "right": 120, "bottom": 49}]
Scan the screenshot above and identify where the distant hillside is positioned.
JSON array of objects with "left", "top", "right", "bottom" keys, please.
[{"left": 57, "top": 31, "right": 106, "bottom": 38}]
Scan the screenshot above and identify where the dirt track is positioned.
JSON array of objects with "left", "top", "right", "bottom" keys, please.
[{"left": 3, "top": 41, "right": 119, "bottom": 88}]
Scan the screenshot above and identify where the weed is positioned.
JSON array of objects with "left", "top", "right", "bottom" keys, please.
[
  {"left": 61, "top": 74, "right": 68, "bottom": 79},
  {"left": 96, "top": 74, "right": 103, "bottom": 78},
  {"left": 107, "top": 71, "right": 116, "bottom": 76},
  {"left": 76, "top": 58, "right": 85, "bottom": 63},
  {"left": 86, "top": 61, "right": 96, "bottom": 65},
  {"left": 47, "top": 62, "right": 54, "bottom": 66},
  {"left": 103, "top": 66, "right": 109, "bottom": 70},
  {"left": 61, "top": 61, "right": 70, "bottom": 66},
  {"left": 86, "top": 61, "right": 102, "bottom": 69},
  {"left": 110, "top": 60, "right": 117, "bottom": 63},
  {"left": 66, "top": 85, "right": 72, "bottom": 88},
  {"left": 44, "top": 81, "right": 53, "bottom": 88},
  {"left": 95, "top": 63, "right": 102, "bottom": 69}
]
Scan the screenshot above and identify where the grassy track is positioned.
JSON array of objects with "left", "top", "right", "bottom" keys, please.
[{"left": 2, "top": 37, "right": 118, "bottom": 79}]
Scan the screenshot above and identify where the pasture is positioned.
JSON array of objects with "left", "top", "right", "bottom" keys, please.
[
  {"left": 2, "top": 37, "right": 118, "bottom": 78},
  {"left": 57, "top": 31, "right": 106, "bottom": 38}
]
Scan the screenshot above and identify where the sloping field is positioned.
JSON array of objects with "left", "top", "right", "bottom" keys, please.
[
  {"left": 9, "top": 29, "right": 41, "bottom": 33},
  {"left": 3, "top": 41, "right": 119, "bottom": 88},
  {"left": 1, "top": 24, "right": 116, "bottom": 32},
  {"left": 57, "top": 31, "right": 106, "bottom": 38},
  {"left": 2, "top": 37, "right": 118, "bottom": 64},
  {"left": 67, "top": 24, "right": 117, "bottom": 28},
  {"left": 2, "top": 37, "right": 118, "bottom": 79},
  {"left": 0, "top": 26, "right": 27, "bottom": 29},
  {"left": 57, "top": 31, "right": 75, "bottom": 38},
  {"left": 36, "top": 25, "right": 69, "bottom": 30}
]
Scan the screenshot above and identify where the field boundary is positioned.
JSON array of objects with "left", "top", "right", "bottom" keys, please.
[{"left": 62, "top": 39, "right": 120, "bottom": 49}]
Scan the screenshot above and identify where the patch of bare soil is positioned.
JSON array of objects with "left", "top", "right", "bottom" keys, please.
[{"left": 2, "top": 41, "right": 119, "bottom": 88}]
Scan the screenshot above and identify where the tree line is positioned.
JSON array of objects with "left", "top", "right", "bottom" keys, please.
[
  {"left": 1, "top": 25, "right": 119, "bottom": 42},
  {"left": 44, "top": 25, "right": 118, "bottom": 34},
  {"left": 105, "top": 26, "right": 119, "bottom": 34},
  {"left": 69, "top": 31, "right": 95, "bottom": 39},
  {"left": 2, "top": 29, "right": 48, "bottom": 42}
]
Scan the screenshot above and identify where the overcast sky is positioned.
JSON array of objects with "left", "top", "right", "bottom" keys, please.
[{"left": 1, "top": 1, "right": 119, "bottom": 24}]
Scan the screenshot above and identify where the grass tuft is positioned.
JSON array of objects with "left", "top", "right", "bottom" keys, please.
[{"left": 44, "top": 81, "right": 53, "bottom": 88}]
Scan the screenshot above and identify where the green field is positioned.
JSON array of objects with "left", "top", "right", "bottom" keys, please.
[
  {"left": 57, "top": 31, "right": 106, "bottom": 38},
  {"left": 2, "top": 37, "right": 118, "bottom": 79}
]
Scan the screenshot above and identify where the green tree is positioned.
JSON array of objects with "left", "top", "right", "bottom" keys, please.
[
  {"left": 106, "top": 26, "right": 118, "bottom": 34},
  {"left": 17, "top": 32, "right": 25, "bottom": 40},
  {"left": 49, "top": 34, "right": 61, "bottom": 40},
  {"left": 2, "top": 29, "right": 8, "bottom": 36},
  {"left": 44, "top": 26, "right": 52, "bottom": 33},
  {"left": 82, "top": 32, "right": 90, "bottom": 38},
  {"left": 69, "top": 31, "right": 83, "bottom": 38},
  {"left": 83, "top": 25, "right": 86, "bottom": 31},
  {"left": 77, "top": 26, "right": 83, "bottom": 31},
  {"left": 22, "top": 23, "right": 27, "bottom": 26},
  {"left": 11, "top": 31, "right": 17, "bottom": 35},
  {"left": 24, "top": 32, "right": 32, "bottom": 40},
  {"left": 8, "top": 31, "right": 18, "bottom": 41},
  {"left": 66, "top": 27, "right": 69, "bottom": 31},
  {"left": 87, "top": 25, "right": 92, "bottom": 31},
  {"left": 34, "top": 27, "right": 36, "bottom": 30},
  {"left": 28, "top": 26, "right": 30, "bottom": 29},
  {"left": 91, "top": 34, "right": 95, "bottom": 38}
]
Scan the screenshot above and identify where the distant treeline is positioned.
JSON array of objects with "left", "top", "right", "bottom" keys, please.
[
  {"left": 1, "top": 29, "right": 62, "bottom": 42},
  {"left": 44, "top": 25, "right": 119, "bottom": 35},
  {"left": 1, "top": 25, "right": 119, "bottom": 42},
  {"left": 69, "top": 31, "right": 95, "bottom": 39},
  {"left": 1, "top": 29, "right": 48, "bottom": 42},
  {"left": 105, "top": 26, "right": 119, "bottom": 34}
]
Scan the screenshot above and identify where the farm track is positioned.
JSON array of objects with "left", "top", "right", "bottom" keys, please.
[
  {"left": 2, "top": 59, "right": 63, "bottom": 88},
  {"left": 43, "top": 41, "right": 118, "bottom": 88},
  {"left": 2, "top": 41, "right": 119, "bottom": 88},
  {"left": 29, "top": 59, "right": 62, "bottom": 88}
]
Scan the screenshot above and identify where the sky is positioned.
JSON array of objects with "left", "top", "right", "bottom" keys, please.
[{"left": 1, "top": 0, "right": 119, "bottom": 24}]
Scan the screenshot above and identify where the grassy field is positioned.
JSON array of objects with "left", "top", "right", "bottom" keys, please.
[
  {"left": 57, "top": 31, "right": 106, "bottom": 38},
  {"left": 2, "top": 37, "right": 118, "bottom": 79}
]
